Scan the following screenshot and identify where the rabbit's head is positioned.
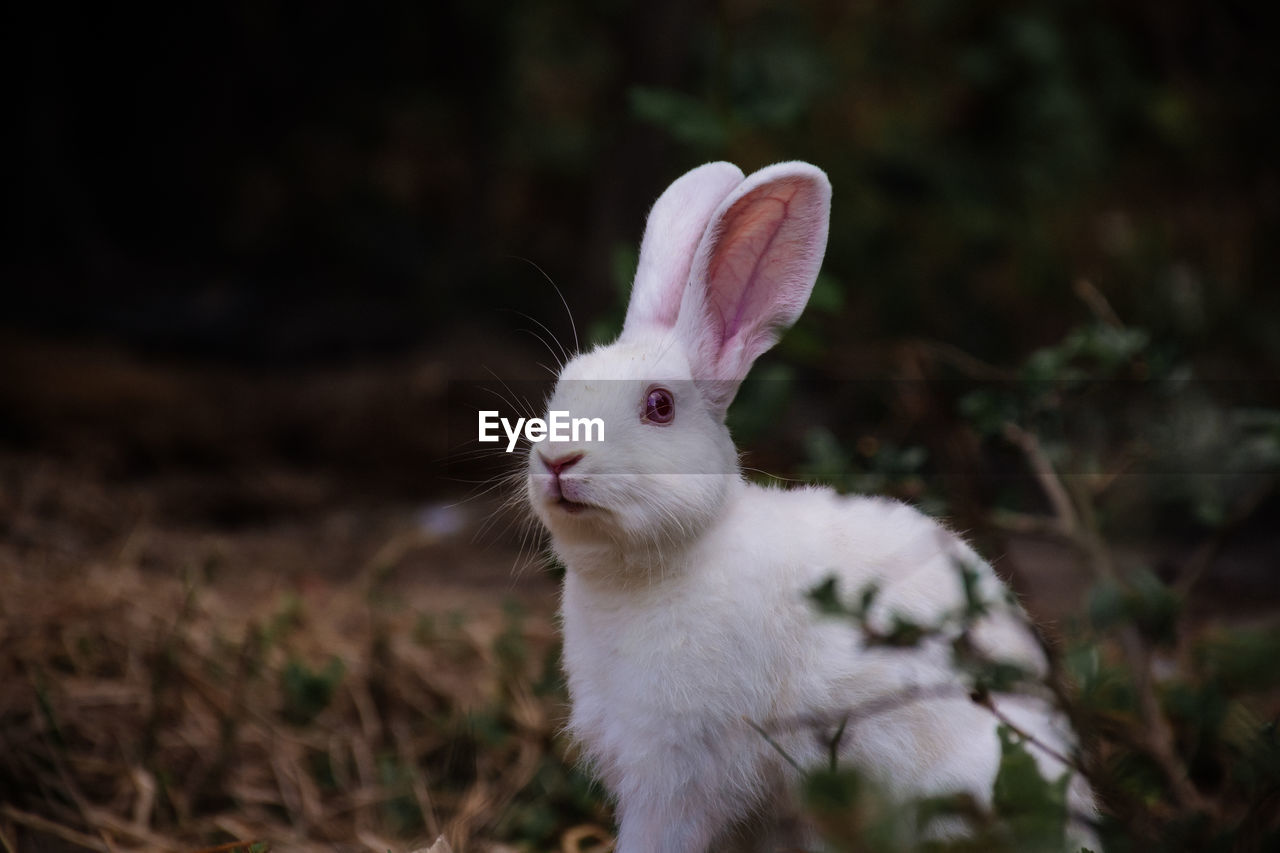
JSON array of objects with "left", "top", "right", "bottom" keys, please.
[{"left": 526, "top": 162, "right": 831, "bottom": 551}]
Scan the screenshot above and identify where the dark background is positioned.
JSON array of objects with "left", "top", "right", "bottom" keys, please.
[
  {"left": 7, "top": 0, "right": 1280, "bottom": 563},
  {"left": 10, "top": 1, "right": 1278, "bottom": 364},
  {"left": 4, "top": 0, "right": 1278, "bottom": 566}
]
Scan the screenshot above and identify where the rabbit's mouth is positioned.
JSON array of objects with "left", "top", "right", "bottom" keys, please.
[{"left": 554, "top": 496, "right": 594, "bottom": 514}]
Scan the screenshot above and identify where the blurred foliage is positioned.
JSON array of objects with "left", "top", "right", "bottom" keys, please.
[
  {"left": 10, "top": 0, "right": 1279, "bottom": 373},
  {"left": 603, "top": 0, "right": 1276, "bottom": 374},
  {"left": 797, "top": 428, "right": 941, "bottom": 513},
  {"left": 802, "top": 556, "right": 1280, "bottom": 851},
  {"left": 279, "top": 656, "right": 345, "bottom": 727},
  {"left": 802, "top": 561, "right": 1087, "bottom": 851},
  {"left": 789, "top": 318, "right": 1280, "bottom": 851}
]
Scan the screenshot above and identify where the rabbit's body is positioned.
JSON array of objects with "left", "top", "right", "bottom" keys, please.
[
  {"left": 526, "top": 162, "right": 1092, "bottom": 851},
  {"left": 561, "top": 470, "right": 1075, "bottom": 851}
]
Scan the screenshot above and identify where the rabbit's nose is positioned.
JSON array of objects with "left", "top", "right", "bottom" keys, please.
[{"left": 540, "top": 451, "right": 584, "bottom": 477}]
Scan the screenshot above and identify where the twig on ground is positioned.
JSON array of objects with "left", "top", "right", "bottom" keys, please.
[
  {"left": 393, "top": 717, "right": 442, "bottom": 838},
  {"left": 37, "top": 727, "right": 122, "bottom": 853},
  {"left": 0, "top": 804, "right": 109, "bottom": 853}
]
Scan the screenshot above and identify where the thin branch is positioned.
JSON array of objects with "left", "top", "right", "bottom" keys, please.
[
  {"left": 1003, "top": 422, "right": 1080, "bottom": 540},
  {"left": 828, "top": 714, "right": 849, "bottom": 773},
  {"left": 1065, "top": 476, "right": 1117, "bottom": 583},
  {"left": 1073, "top": 278, "right": 1125, "bottom": 329},
  {"left": 988, "top": 509, "right": 1076, "bottom": 540},
  {"left": 759, "top": 678, "right": 1088, "bottom": 781},
  {"left": 1002, "top": 411, "right": 1216, "bottom": 815},
  {"left": 743, "top": 718, "right": 804, "bottom": 774},
  {"left": 970, "top": 693, "right": 1082, "bottom": 774},
  {"left": 759, "top": 683, "right": 969, "bottom": 739},
  {"left": 917, "top": 339, "right": 1020, "bottom": 382}
]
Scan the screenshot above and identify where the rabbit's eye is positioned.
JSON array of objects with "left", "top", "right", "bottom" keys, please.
[{"left": 642, "top": 386, "right": 675, "bottom": 425}]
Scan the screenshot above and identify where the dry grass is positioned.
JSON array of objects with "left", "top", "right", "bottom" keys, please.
[
  {"left": 0, "top": 339, "right": 608, "bottom": 853},
  {"left": 0, "top": 557, "right": 612, "bottom": 853}
]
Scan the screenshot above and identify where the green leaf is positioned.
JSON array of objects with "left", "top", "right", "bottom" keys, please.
[
  {"left": 808, "top": 272, "right": 846, "bottom": 314},
  {"left": 1196, "top": 625, "right": 1280, "bottom": 692},
  {"left": 880, "top": 614, "right": 927, "bottom": 648},
  {"left": 808, "top": 575, "right": 846, "bottom": 617},
  {"left": 628, "top": 87, "right": 727, "bottom": 149},
  {"left": 727, "top": 362, "right": 795, "bottom": 443},
  {"left": 992, "top": 725, "right": 1070, "bottom": 848},
  {"left": 1087, "top": 570, "right": 1181, "bottom": 646},
  {"left": 804, "top": 765, "right": 864, "bottom": 812},
  {"left": 280, "top": 656, "right": 345, "bottom": 726}
]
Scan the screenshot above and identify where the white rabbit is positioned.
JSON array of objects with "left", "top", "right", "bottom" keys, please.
[{"left": 525, "top": 162, "right": 1094, "bottom": 852}]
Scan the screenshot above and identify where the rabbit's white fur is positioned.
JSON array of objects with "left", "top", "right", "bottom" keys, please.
[{"left": 526, "top": 162, "right": 1093, "bottom": 851}]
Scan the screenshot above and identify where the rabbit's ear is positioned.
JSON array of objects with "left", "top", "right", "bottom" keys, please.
[
  {"left": 623, "top": 162, "right": 745, "bottom": 335},
  {"left": 677, "top": 162, "right": 831, "bottom": 415}
]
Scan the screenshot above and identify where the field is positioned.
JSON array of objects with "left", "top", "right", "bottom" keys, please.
[{"left": 4, "top": 334, "right": 1278, "bottom": 852}]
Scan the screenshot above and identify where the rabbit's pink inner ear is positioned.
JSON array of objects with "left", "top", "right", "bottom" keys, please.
[
  {"left": 623, "top": 162, "right": 744, "bottom": 335},
  {"left": 709, "top": 183, "right": 804, "bottom": 343},
  {"left": 685, "top": 168, "right": 830, "bottom": 399}
]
